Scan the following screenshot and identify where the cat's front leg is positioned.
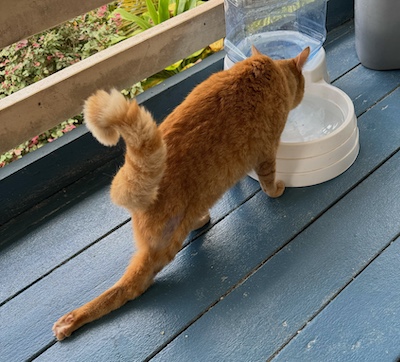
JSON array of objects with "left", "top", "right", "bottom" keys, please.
[{"left": 255, "top": 159, "right": 285, "bottom": 198}]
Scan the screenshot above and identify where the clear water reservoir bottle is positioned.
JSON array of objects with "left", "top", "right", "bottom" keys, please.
[{"left": 224, "top": 0, "right": 328, "bottom": 63}]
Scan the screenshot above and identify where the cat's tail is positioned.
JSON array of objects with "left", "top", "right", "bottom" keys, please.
[{"left": 84, "top": 89, "right": 167, "bottom": 210}]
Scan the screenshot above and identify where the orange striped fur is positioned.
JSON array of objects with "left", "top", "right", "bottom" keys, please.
[{"left": 53, "top": 46, "right": 310, "bottom": 340}]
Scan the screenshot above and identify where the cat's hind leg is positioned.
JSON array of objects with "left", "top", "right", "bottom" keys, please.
[
  {"left": 255, "top": 158, "right": 285, "bottom": 198},
  {"left": 52, "top": 218, "right": 187, "bottom": 340}
]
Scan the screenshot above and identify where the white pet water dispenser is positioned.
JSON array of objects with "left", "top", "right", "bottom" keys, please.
[{"left": 224, "top": 0, "right": 359, "bottom": 187}]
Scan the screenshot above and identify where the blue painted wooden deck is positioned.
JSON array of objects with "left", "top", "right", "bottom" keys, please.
[{"left": 1, "top": 21, "right": 400, "bottom": 361}]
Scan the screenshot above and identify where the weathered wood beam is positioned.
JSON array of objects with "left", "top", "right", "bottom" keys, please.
[
  {"left": 0, "top": 0, "right": 225, "bottom": 154},
  {"left": 0, "top": 0, "right": 109, "bottom": 49}
]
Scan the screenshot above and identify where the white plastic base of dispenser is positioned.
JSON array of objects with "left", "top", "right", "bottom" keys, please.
[
  {"left": 223, "top": 47, "right": 330, "bottom": 84},
  {"left": 224, "top": 47, "right": 360, "bottom": 187}
]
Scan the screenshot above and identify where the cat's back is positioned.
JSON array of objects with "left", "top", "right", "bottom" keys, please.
[
  {"left": 160, "top": 55, "right": 285, "bottom": 132},
  {"left": 192, "top": 55, "right": 282, "bottom": 101},
  {"left": 152, "top": 55, "right": 291, "bottom": 213}
]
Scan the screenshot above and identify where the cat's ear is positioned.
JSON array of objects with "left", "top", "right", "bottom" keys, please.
[
  {"left": 294, "top": 47, "right": 310, "bottom": 71},
  {"left": 251, "top": 45, "right": 263, "bottom": 56}
]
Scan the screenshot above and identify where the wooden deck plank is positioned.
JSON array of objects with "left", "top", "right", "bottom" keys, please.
[
  {"left": 0, "top": 173, "right": 258, "bottom": 305},
  {"left": 17, "top": 86, "right": 400, "bottom": 360},
  {"left": 324, "top": 21, "right": 360, "bottom": 82},
  {"left": 333, "top": 65, "right": 400, "bottom": 116},
  {"left": 0, "top": 0, "right": 108, "bottom": 49},
  {"left": 150, "top": 148, "right": 400, "bottom": 362},
  {"left": 272, "top": 236, "right": 400, "bottom": 361},
  {"left": 0, "top": 222, "right": 135, "bottom": 362},
  {"left": 0, "top": 162, "right": 129, "bottom": 305},
  {"left": 0, "top": 179, "right": 259, "bottom": 362}
]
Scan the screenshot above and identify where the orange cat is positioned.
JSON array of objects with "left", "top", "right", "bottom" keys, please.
[{"left": 53, "top": 46, "right": 310, "bottom": 340}]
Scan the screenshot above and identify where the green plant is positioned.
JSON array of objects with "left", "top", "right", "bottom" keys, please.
[
  {"left": 0, "top": 4, "right": 120, "bottom": 99},
  {"left": 112, "top": 0, "right": 223, "bottom": 90},
  {"left": 139, "top": 41, "right": 222, "bottom": 91},
  {"left": 112, "top": 0, "right": 201, "bottom": 40},
  {"left": 0, "top": 0, "right": 223, "bottom": 168},
  {"left": 0, "top": 4, "right": 121, "bottom": 167}
]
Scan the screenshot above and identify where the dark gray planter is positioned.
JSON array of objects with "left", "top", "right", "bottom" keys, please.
[{"left": 355, "top": 0, "right": 400, "bottom": 70}]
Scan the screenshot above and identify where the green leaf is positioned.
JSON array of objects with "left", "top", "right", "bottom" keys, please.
[
  {"left": 133, "top": 28, "right": 146, "bottom": 35},
  {"left": 186, "top": 0, "right": 197, "bottom": 11},
  {"left": 171, "top": 0, "right": 177, "bottom": 16},
  {"left": 158, "top": 0, "right": 170, "bottom": 23},
  {"left": 189, "top": 48, "right": 204, "bottom": 58},
  {"left": 112, "top": 9, "right": 152, "bottom": 30},
  {"left": 130, "top": 14, "right": 153, "bottom": 30},
  {"left": 145, "top": 0, "right": 159, "bottom": 25},
  {"left": 176, "top": 0, "right": 186, "bottom": 15},
  {"left": 164, "top": 59, "right": 183, "bottom": 71}
]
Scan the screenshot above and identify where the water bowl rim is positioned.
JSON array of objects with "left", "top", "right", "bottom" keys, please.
[{"left": 280, "top": 82, "right": 355, "bottom": 147}]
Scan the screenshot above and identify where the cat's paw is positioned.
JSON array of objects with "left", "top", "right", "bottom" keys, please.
[
  {"left": 266, "top": 180, "right": 285, "bottom": 198},
  {"left": 52, "top": 312, "right": 76, "bottom": 341}
]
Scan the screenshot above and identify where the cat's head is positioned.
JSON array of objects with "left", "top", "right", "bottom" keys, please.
[
  {"left": 287, "top": 47, "right": 310, "bottom": 109},
  {"left": 252, "top": 46, "right": 310, "bottom": 110}
]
